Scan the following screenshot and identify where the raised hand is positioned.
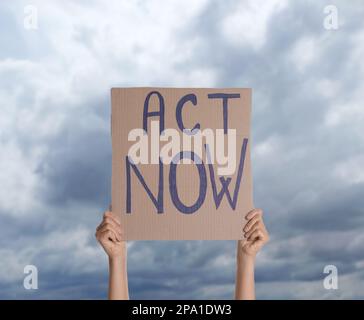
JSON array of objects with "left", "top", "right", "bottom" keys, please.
[
  {"left": 240, "top": 208, "right": 269, "bottom": 257},
  {"left": 95, "top": 211, "right": 125, "bottom": 259}
]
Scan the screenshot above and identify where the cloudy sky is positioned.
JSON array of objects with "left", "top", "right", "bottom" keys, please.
[{"left": 1, "top": 0, "right": 364, "bottom": 299}]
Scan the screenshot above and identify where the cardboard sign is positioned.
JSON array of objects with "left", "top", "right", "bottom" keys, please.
[{"left": 111, "top": 87, "right": 253, "bottom": 240}]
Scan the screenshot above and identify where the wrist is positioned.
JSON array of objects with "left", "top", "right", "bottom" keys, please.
[
  {"left": 109, "top": 255, "right": 126, "bottom": 266},
  {"left": 238, "top": 252, "right": 256, "bottom": 264}
]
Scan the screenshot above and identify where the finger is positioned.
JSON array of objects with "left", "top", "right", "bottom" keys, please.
[
  {"left": 244, "top": 223, "right": 261, "bottom": 239},
  {"left": 101, "top": 211, "right": 121, "bottom": 226},
  {"left": 96, "top": 229, "right": 116, "bottom": 242},
  {"left": 97, "top": 221, "right": 122, "bottom": 238},
  {"left": 96, "top": 211, "right": 113, "bottom": 231},
  {"left": 96, "top": 224, "right": 122, "bottom": 242},
  {"left": 243, "top": 215, "right": 261, "bottom": 232},
  {"left": 245, "top": 208, "right": 263, "bottom": 220},
  {"left": 97, "top": 216, "right": 121, "bottom": 232},
  {"left": 96, "top": 222, "right": 103, "bottom": 232},
  {"left": 99, "top": 230, "right": 117, "bottom": 243},
  {"left": 96, "top": 220, "right": 107, "bottom": 232},
  {"left": 247, "top": 229, "right": 264, "bottom": 242},
  {"left": 103, "top": 211, "right": 121, "bottom": 226},
  {"left": 250, "top": 239, "right": 264, "bottom": 252},
  {"left": 244, "top": 222, "right": 260, "bottom": 238},
  {"left": 96, "top": 223, "right": 122, "bottom": 241}
]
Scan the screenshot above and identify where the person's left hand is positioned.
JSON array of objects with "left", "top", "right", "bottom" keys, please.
[
  {"left": 95, "top": 211, "right": 125, "bottom": 260},
  {"left": 240, "top": 209, "right": 269, "bottom": 257}
]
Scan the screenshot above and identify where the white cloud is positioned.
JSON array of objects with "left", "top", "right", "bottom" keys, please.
[
  {"left": 316, "top": 78, "right": 340, "bottom": 99},
  {"left": 253, "top": 135, "right": 280, "bottom": 158},
  {"left": 0, "top": 140, "right": 44, "bottom": 216},
  {"left": 324, "top": 87, "right": 364, "bottom": 128},
  {"left": 221, "top": 0, "right": 287, "bottom": 50},
  {"left": 290, "top": 36, "right": 317, "bottom": 73}
]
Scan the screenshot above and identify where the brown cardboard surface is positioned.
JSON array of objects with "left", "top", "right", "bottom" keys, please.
[{"left": 111, "top": 87, "right": 253, "bottom": 240}]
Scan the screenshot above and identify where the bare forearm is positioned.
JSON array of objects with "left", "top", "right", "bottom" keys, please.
[
  {"left": 108, "top": 256, "right": 129, "bottom": 300},
  {"left": 235, "top": 241, "right": 255, "bottom": 300}
]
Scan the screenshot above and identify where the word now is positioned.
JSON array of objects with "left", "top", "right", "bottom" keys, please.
[{"left": 126, "top": 139, "right": 248, "bottom": 214}]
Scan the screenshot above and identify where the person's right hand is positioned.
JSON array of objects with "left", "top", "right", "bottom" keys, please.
[{"left": 95, "top": 211, "right": 125, "bottom": 259}]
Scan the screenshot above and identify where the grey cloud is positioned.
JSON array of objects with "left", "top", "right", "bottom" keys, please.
[{"left": 1, "top": 0, "right": 364, "bottom": 300}]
